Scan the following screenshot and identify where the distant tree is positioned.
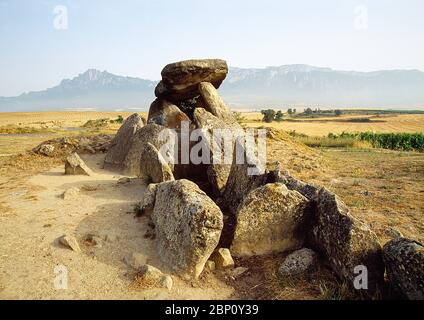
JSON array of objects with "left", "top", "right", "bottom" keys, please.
[
  {"left": 287, "top": 108, "right": 293, "bottom": 115},
  {"left": 275, "top": 110, "right": 284, "bottom": 122},
  {"left": 335, "top": 109, "right": 343, "bottom": 116},
  {"left": 293, "top": 108, "right": 297, "bottom": 114},
  {"left": 261, "top": 109, "right": 276, "bottom": 123},
  {"left": 116, "top": 115, "right": 124, "bottom": 124},
  {"left": 304, "top": 107, "right": 313, "bottom": 115}
]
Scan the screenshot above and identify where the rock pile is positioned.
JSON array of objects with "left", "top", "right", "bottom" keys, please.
[{"left": 57, "top": 58, "right": 419, "bottom": 298}]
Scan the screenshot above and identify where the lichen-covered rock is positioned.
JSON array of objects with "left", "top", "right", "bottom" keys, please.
[
  {"left": 139, "top": 142, "right": 174, "bottom": 184},
  {"left": 104, "top": 113, "right": 145, "bottom": 169},
  {"left": 219, "top": 140, "right": 270, "bottom": 217},
  {"left": 123, "top": 123, "right": 169, "bottom": 176},
  {"left": 198, "top": 82, "right": 239, "bottom": 126},
  {"left": 147, "top": 98, "right": 190, "bottom": 129},
  {"left": 155, "top": 59, "right": 228, "bottom": 103},
  {"left": 273, "top": 168, "right": 319, "bottom": 200},
  {"left": 38, "top": 144, "right": 55, "bottom": 157},
  {"left": 279, "top": 248, "right": 318, "bottom": 277},
  {"left": 193, "top": 108, "right": 238, "bottom": 196},
  {"left": 149, "top": 179, "right": 223, "bottom": 279},
  {"left": 231, "top": 183, "right": 309, "bottom": 256},
  {"left": 65, "top": 153, "right": 93, "bottom": 176},
  {"left": 383, "top": 237, "right": 424, "bottom": 300},
  {"left": 309, "top": 188, "right": 384, "bottom": 292}
]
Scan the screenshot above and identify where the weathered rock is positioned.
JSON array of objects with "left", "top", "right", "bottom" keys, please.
[
  {"left": 155, "top": 59, "right": 228, "bottom": 103},
  {"left": 62, "top": 187, "right": 80, "bottom": 200},
  {"left": 65, "top": 153, "right": 93, "bottom": 176},
  {"left": 58, "top": 235, "right": 81, "bottom": 252},
  {"left": 104, "top": 113, "right": 145, "bottom": 169},
  {"left": 123, "top": 123, "right": 169, "bottom": 176},
  {"left": 38, "top": 144, "right": 55, "bottom": 157},
  {"left": 193, "top": 108, "right": 238, "bottom": 196},
  {"left": 231, "top": 183, "right": 309, "bottom": 256},
  {"left": 383, "top": 237, "right": 424, "bottom": 300},
  {"left": 148, "top": 98, "right": 190, "bottom": 129},
  {"left": 273, "top": 168, "right": 319, "bottom": 200},
  {"left": 279, "top": 248, "right": 318, "bottom": 277},
  {"left": 198, "top": 82, "right": 239, "bottom": 126},
  {"left": 219, "top": 140, "right": 270, "bottom": 217},
  {"left": 210, "top": 248, "right": 234, "bottom": 270},
  {"left": 309, "top": 188, "right": 384, "bottom": 292},
  {"left": 124, "top": 252, "right": 149, "bottom": 270},
  {"left": 148, "top": 179, "right": 224, "bottom": 279},
  {"left": 139, "top": 142, "right": 175, "bottom": 184}
]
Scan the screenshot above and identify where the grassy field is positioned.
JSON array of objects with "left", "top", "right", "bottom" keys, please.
[{"left": 240, "top": 112, "right": 424, "bottom": 136}]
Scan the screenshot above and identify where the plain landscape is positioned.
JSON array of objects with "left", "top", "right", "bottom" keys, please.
[{"left": 1, "top": 104, "right": 423, "bottom": 299}]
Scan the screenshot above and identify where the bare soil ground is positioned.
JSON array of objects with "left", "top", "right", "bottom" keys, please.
[{"left": 0, "top": 112, "right": 423, "bottom": 300}]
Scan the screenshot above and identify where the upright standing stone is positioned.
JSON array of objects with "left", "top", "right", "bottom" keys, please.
[
  {"left": 147, "top": 179, "right": 224, "bottom": 279},
  {"left": 309, "top": 188, "right": 384, "bottom": 292},
  {"left": 104, "top": 113, "right": 145, "bottom": 170},
  {"left": 383, "top": 237, "right": 424, "bottom": 300}
]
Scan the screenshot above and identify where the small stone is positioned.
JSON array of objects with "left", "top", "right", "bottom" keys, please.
[
  {"left": 210, "top": 248, "right": 234, "bottom": 270},
  {"left": 124, "top": 252, "right": 149, "bottom": 270},
  {"left": 205, "top": 260, "right": 216, "bottom": 271},
  {"left": 62, "top": 187, "right": 80, "bottom": 200},
  {"left": 65, "top": 152, "right": 93, "bottom": 176},
  {"left": 228, "top": 267, "right": 248, "bottom": 278},
  {"left": 58, "top": 235, "right": 81, "bottom": 252},
  {"left": 279, "top": 248, "right": 317, "bottom": 277},
  {"left": 139, "top": 264, "right": 163, "bottom": 283},
  {"left": 38, "top": 144, "right": 55, "bottom": 156},
  {"left": 117, "top": 177, "right": 131, "bottom": 185},
  {"left": 160, "top": 275, "right": 173, "bottom": 291}
]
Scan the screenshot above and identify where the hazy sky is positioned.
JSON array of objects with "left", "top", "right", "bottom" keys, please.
[{"left": 0, "top": 0, "right": 423, "bottom": 96}]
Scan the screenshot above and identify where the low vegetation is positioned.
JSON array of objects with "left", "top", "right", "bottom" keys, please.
[{"left": 289, "top": 130, "right": 424, "bottom": 152}]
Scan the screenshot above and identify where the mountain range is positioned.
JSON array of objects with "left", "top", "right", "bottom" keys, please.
[{"left": 1, "top": 65, "right": 424, "bottom": 112}]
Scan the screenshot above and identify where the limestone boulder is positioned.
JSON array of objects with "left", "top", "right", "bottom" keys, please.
[
  {"left": 231, "top": 183, "right": 309, "bottom": 257},
  {"left": 193, "top": 108, "right": 238, "bottom": 196},
  {"left": 147, "top": 179, "right": 224, "bottom": 279},
  {"left": 65, "top": 153, "right": 93, "bottom": 176},
  {"left": 139, "top": 142, "right": 174, "bottom": 184},
  {"left": 155, "top": 59, "right": 228, "bottom": 103},
  {"left": 147, "top": 98, "right": 190, "bottom": 129},
  {"left": 198, "top": 82, "right": 239, "bottom": 126},
  {"left": 309, "top": 188, "right": 384, "bottom": 292},
  {"left": 104, "top": 113, "right": 145, "bottom": 170},
  {"left": 219, "top": 140, "right": 270, "bottom": 217},
  {"left": 273, "top": 168, "right": 319, "bottom": 200},
  {"left": 383, "top": 237, "right": 424, "bottom": 300},
  {"left": 123, "top": 123, "right": 169, "bottom": 176}
]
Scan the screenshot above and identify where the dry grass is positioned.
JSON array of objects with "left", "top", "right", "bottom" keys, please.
[{"left": 241, "top": 112, "right": 424, "bottom": 136}]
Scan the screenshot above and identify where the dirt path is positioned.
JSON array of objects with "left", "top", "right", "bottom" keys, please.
[{"left": 0, "top": 154, "right": 234, "bottom": 300}]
